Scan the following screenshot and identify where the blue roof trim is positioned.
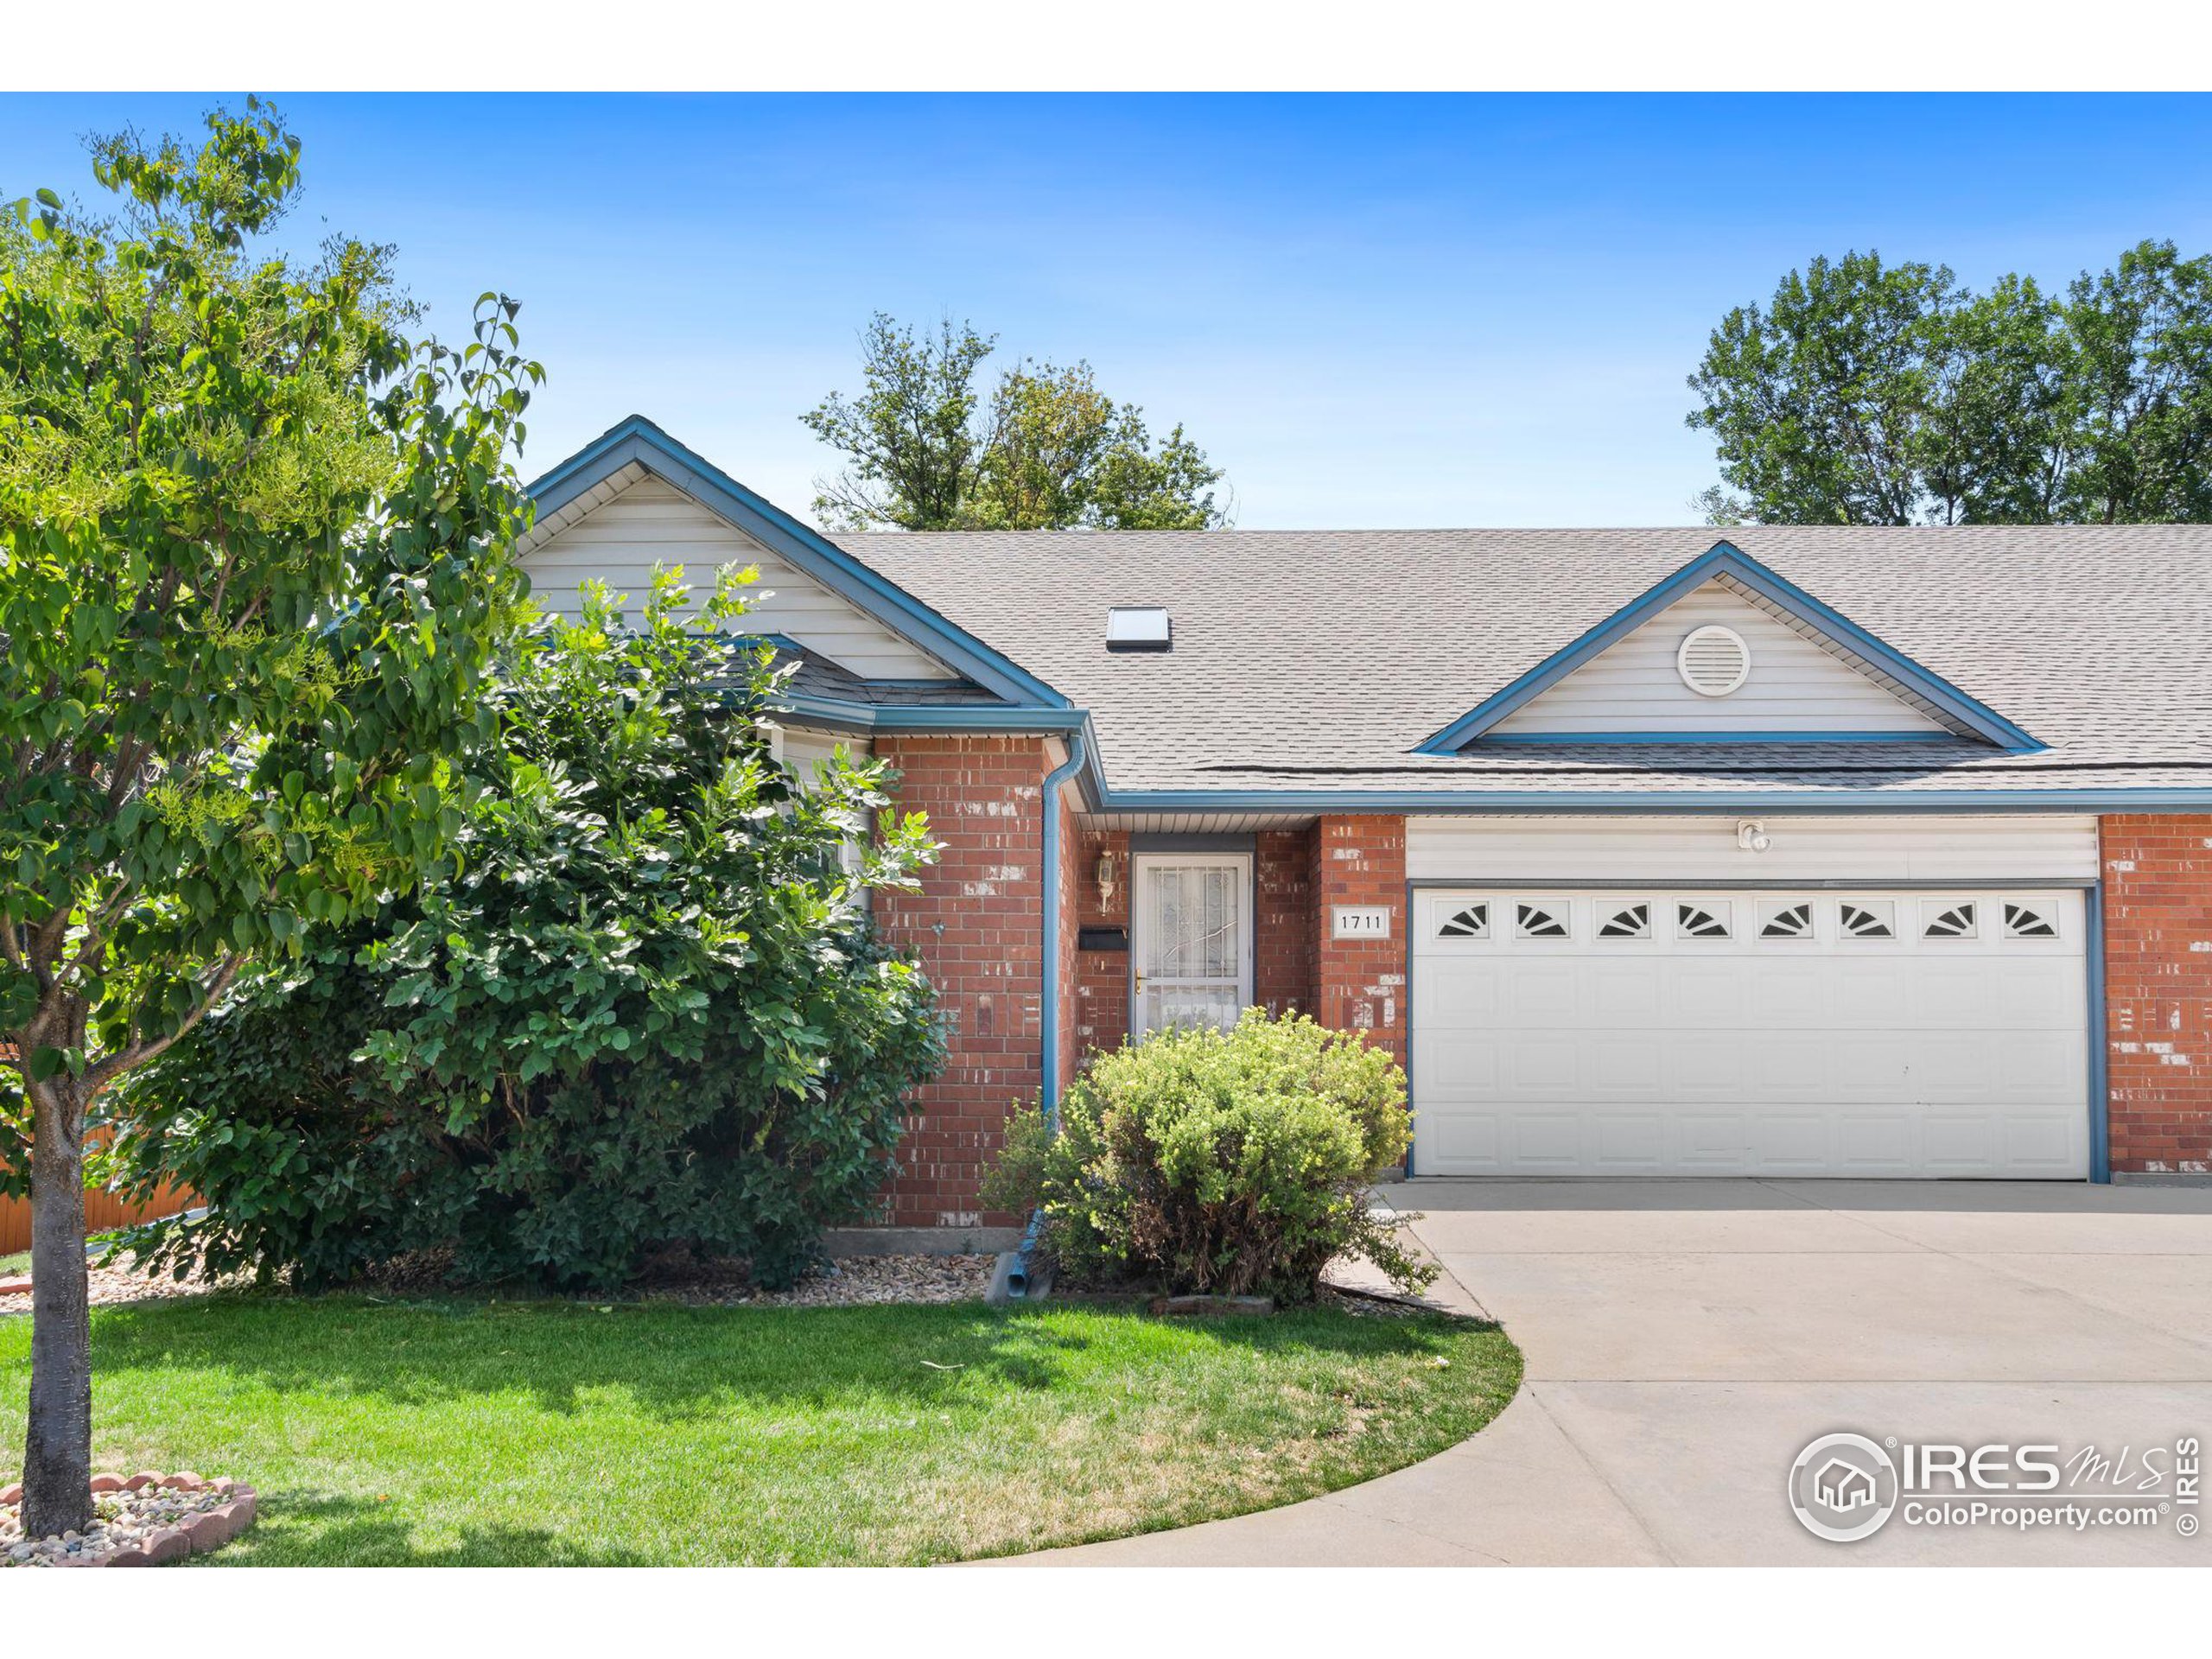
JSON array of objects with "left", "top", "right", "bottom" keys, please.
[
  {"left": 1413, "top": 542, "right": 2044, "bottom": 756},
  {"left": 734, "top": 631, "right": 806, "bottom": 655},
  {"left": 1095, "top": 785, "right": 2212, "bottom": 813},
  {"left": 759, "top": 690, "right": 2207, "bottom": 815},
  {"left": 1474, "top": 730, "right": 1963, "bottom": 747},
  {"left": 528, "top": 416, "right": 1068, "bottom": 710}
]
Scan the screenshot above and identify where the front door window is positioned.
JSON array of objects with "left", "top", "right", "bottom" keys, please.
[{"left": 1129, "top": 855, "right": 1253, "bottom": 1039}]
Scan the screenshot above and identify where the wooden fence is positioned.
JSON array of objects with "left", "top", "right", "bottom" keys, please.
[
  {"left": 0, "top": 1185, "right": 195, "bottom": 1256},
  {"left": 0, "top": 1130, "right": 196, "bottom": 1255}
]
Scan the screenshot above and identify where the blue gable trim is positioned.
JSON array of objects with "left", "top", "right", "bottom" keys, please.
[
  {"left": 1414, "top": 542, "right": 2044, "bottom": 756},
  {"left": 1473, "top": 730, "right": 1963, "bottom": 747},
  {"left": 527, "top": 416, "right": 1068, "bottom": 710}
]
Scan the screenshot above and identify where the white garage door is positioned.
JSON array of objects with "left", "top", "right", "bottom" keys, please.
[{"left": 1411, "top": 888, "right": 2088, "bottom": 1179}]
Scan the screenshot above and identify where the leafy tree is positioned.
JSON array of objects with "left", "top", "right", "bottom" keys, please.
[
  {"left": 803, "top": 312, "right": 1229, "bottom": 531},
  {"left": 1687, "top": 241, "right": 2212, "bottom": 526},
  {"left": 0, "top": 104, "right": 538, "bottom": 1537},
  {"left": 115, "top": 570, "right": 944, "bottom": 1295},
  {"left": 2063, "top": 241, "right": 2212, "bottom": 523}
]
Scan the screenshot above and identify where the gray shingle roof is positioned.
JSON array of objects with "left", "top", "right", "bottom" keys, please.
[
  {"left": 849, "top": 525, "right": 2212, "bottom": 798},
  {"left": 769, "top": 640, "right": 1001, "bottom": 707}
]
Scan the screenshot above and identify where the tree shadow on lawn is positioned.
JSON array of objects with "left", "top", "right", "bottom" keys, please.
[
  {"left": 77, "top": 1292, "right": 1491, "bottom": 1424},
  {"left": 197, "top": 1491, "right": 657, "bottom": 1568}
]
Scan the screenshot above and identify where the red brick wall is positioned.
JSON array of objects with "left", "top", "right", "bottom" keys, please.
[
  {"left": 2101, "top": 815, "right": 2212, "bottom": 1176},
  {"left": 873, "top": 736, "right": 1052, "bottom": 1227},
  {"left": 1312, "top": 815, "right": 1407, "bottom": 1069},
  {"left": 1071, "top": 824, "right": 1131, "bottom": 1066},
  {"left": 1256, "top": 826, "right": 1319, "bottom": 1016}
]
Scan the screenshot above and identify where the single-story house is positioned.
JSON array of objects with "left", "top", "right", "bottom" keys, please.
[{"left": 523, "top": 415, "right": 2212, "bottom": 1225}]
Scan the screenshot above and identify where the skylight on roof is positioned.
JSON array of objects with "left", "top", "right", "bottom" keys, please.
[{"left": 1105, "top": 606, "right": 1172, "bottom": 652}]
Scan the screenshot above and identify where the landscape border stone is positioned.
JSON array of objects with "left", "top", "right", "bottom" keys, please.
[{"left": 2, "top": 1472, "right": 257, "bottom": 1567}]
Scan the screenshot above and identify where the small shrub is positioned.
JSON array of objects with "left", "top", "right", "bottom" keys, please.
[{"left": 982, "top": 1009, "right": 1433, "bottom": 1302}]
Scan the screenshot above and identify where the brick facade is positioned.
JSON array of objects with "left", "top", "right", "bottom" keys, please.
[
  {"left": 2101, "top": 814, "right": 2212, "bottom": 1176},
  {"left": 869, "top": 800, "right": 2212, "bottom": 1224},
  {"left": 1255, "top": 826, "right": 1319, "bottom": 1016},
  {"left": 1070, "top": 824, "right": 1131, "bottom": 1066},
  {"left": 872, "top": 736, "right": 1052, "bottom": 1227},
  {"left": 1311, "top": 815, "right": 1408, "bottom": 1069}
]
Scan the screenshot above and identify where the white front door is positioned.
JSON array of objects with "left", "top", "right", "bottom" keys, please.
[{"left": 1129, "top": 854, "right": 1254, "bottom": 1039}]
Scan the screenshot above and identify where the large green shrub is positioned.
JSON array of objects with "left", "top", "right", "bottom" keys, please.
[
  {"left": 984, "top": 1010, "right": 1431, "bottom": 1302},
  {"left": 111, "top": 569, "right": 944, "bottom": 1291}
]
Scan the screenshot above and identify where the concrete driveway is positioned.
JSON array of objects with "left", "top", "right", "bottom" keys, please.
[{"left": 1004, "top": 1179, "right": 2212, "bottom": 1566}]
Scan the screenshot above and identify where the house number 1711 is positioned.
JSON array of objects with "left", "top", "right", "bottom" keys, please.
[{"left": 1331, "top": 905, "right": 1392, "bottom": 939}]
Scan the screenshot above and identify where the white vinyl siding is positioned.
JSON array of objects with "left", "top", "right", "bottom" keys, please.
[
  {"left": 1406, "top": 815, "right": 2101, "bottom": 884},
  {"left": 520, "top": 476, "right": 958, "bottom": 681},
  {"left": 770, "top": 726, "right": 874, "bottom": 906},
  {"left": 1490, "top": 582, "right": 1948, "bottom": 735},
  {"left": 775, "top": 725, "right": 872, "bottom": 781}
]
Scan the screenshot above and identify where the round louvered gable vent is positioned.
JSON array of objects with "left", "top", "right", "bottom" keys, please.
[{"left": 1676, "top": 624, "right": 1751, "bottom": 696}]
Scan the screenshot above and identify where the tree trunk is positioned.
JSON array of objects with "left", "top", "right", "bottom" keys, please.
[{"left": 20, "top": 1066, "right": 92, "bottom": 1540}]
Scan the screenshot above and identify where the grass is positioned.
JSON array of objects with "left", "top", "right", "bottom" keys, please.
[{"left": 0, "top": 1292, "right": 1520, "bottom": 1566}]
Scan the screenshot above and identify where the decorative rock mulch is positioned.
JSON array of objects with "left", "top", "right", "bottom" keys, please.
[
  {"left": 1, "top": 1472, "right": 257, "bottom": 1567},
  {"left": 633, "top": 1252, "right": 996, "bottom": 1307},
  {"left": 0, "top": 1261, "right": 253, "bottom": 1315},
  {"left": 0, "top": 1251, "right": 998, "bottom": 1315}
]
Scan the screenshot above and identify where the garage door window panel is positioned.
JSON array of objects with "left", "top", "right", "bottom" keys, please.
[
  {"left": 1838, "top": 899, "right": 1896, "bottom": 939},
  {"left": 1597, "top": 901, "right": 1650, "bottom": 939},
  {"left": 1516, "top": 901, "right": 1571, "bottom": 939},
  {"left": 1675, "top": 901, "right": 1732, "bottom": 939},
  {"left": 1758, "top": 901, "right": 1815, "bottom": 940},
  {"left": 1922, "top": 900, "right": 1980, "bottom": 939},
  {"left": 1436, "top": 901, "right": 1491, "bottom": 939}
]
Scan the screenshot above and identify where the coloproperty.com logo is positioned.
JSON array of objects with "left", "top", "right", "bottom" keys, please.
[{"left": 1788, "top": 1432, "right": 2202, "bottom": 1543}]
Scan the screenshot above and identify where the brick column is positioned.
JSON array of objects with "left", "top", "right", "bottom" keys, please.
[
  {"left": 1311, "top": 815, "right": 1407, "bottom": 1068},
  {"left": 2101, "top": 815, "right": 2212, "bottom": 1176},
  {"left": 1255, "top": 826, "right": 1319, "bottom": 1016},
  {"left": 1070, "top": 823, "right": 1131, "bottom": 1065},
  {"left": 873, "top": 735, "right": 1052, "bottom": 1226}
]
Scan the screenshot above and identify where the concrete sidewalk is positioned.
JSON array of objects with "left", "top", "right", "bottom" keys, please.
[{"left": 993, "top": 1179, "right": 2212, "bottom": 1566}]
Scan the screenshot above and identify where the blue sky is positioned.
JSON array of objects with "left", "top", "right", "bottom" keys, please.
[{"left": 8, "top": 93, "right": 2212, "bottom": 528}]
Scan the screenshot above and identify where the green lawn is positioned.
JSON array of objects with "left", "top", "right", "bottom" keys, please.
[
  {"left": 1, "top": 1294, "right": 1520, "bottom": 1566},
  {"left": 0, "top": 1251, "right": 25, "bottom": 1278}
]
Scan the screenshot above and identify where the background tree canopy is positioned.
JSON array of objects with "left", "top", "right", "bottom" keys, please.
[
  {"left": 802, "top": 312, "right": 1230, "bottom": 531},
  {"left": 1688, "top": 240, "right": 2212, "bottom": 525}
]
